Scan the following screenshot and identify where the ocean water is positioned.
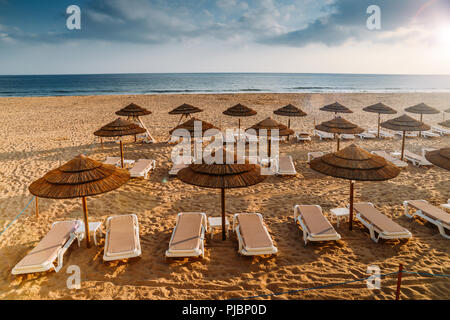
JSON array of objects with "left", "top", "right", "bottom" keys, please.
[{"left": 0, "top": 73, "right": 449, "bottom": 97}]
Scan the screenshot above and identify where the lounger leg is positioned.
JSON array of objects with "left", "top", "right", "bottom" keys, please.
[{"left": 437, "top": 224, "right": 450, "bottom": 239}]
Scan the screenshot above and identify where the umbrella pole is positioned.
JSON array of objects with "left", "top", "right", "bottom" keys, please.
[
  {"left": 119, "top": 140, "right": 124, "bottom": 168},
  {"left": 377, "top": 114, "right": 381, "bottom": 138},
  {"left": 268, "top": 138, "right": 271, "bottom": 158},
  {"left": 100, "top": 138, "right": 103, "bottom": 149},
  {"left": 287, "top": 117, "right": 291, "bottom": 141},
  {"left": 221, "top": 188, "right": 226, "bottom": 241},
  {"left": 401, "top": 131, "right": 406, "bottom": 161},
  {"left": 35, "top": 197, "right": 39, "bottom": 217},
  {"left": 337, "top": 135, "right": 340, "bottom": 151},
  {"left": 82, "top": 197, "right": 91, "bottom": 248},
  {"left": 420, "top": 114, "right": 423, "bottom": 135},
  {"left": 349, "top": 180, "right": 354, "bottom": 231}
]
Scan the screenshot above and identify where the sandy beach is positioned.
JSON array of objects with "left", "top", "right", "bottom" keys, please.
[{"left": 0, "top": 92, "right": 449, "bottom": 300}]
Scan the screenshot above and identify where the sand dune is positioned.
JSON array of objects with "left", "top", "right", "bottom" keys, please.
[{"left": 0, "top": 93, "right": 449, "bottom": 300}]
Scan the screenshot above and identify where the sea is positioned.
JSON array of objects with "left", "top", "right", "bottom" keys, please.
[{"left": 0, "top": 73, "right": 449, "bottom": 97}]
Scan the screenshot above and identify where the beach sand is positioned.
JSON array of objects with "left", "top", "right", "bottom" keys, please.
[{"left": 0, "top": 92, "right": 449, "bottom": 300}]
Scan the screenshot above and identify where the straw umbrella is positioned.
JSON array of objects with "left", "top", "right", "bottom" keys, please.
[
  {"left": 425, "top": 148, "right": 450, "bottom": 171},
  {"left": 247, "top": 117, "right": 294, "bottom": 157},
  {"left": 381, "top": 114, "right": 430, "bottom": 161},
  {"left": 116, "top": 103, "right": 153, "bottom": 142},
  {"left": 94, "top": 118, "right": 146, "bottom": 168},
  {"left": 29, "top": 155, "right": 130, "bottom": 248},
  {"left": 315, "top": 116, "right": 364, "bottom": 151},
  {"left": 439, "top": 120, "right": 450, "bottom": 128},
  {"left": 273, "top": 104, "right": 307, "bottom": 140},
  {"left": 320, "top": 102, "right": 353, "bottom": 116},
  {"left": 405, "top": 103, "right": 439, "bottom": 135},
  {"left": 309, "top": 144, "right": 400, "bottom": 231},
  {"left": 362, "top": 103, "right": 397, "bottom": 138},
  {"left": 178, "top": 149, "right": 266, "bottom": 240},
  {"left": 223, "top": 103, "right": 257, "bottom": 137},
  {"left": 169, "top": 103, "right": 204, "bottom": 125}
]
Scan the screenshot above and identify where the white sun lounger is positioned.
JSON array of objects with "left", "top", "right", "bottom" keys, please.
[
  {"left": 12, "top": 220, "right": 81, "bottom": 275},
  {"left": 356, "top": 132, "right": 376, "bottom": 139},
  {"left": 440, "top": 200, "right": 450, "bottom": 212},
  {"left": 295, "top": 132, "right": 312, "bottom": 142},
  {"left": 354, "top": 202, "right": 412, "bottom": 243},
  {"left": 340, "top": 134, "right": 355, "bottom": 140},
  {"left": 403, "top": 200, "right": 450, "bottom": 239},
  {"left": 307, "top": 151, "right": 325, "bottom": 163},
  {"left": 431, "top": 126, "right": 450, "bottom": 136},
  {"left": 275, "top": 155, "right": 297, "bottom": 175},
  {"left": 395, "top": 131, "right": 418, "bottom": 138},
  {"left": 165, "top": 212, "right": 207, "bottom": 258},
  {"left": 368, "top": 128, "right": 394, "bottom": 139},
  {"left": 370, "top": 151, "right": 408, "bottom": 168},
  {"left": 103, "top": 157, "right": 121, "bottom": 166},
  {"left": 314, "top": 130, "right": 334, "bottom": 140},
  {"left": 293, "top": 205, "right": 341, "bottom": 245},
  {"left": 232, "top": 213, "right": 277, "bottom": 256},
  {"left": 421, "top": 130, "right": 440, "bottom": 138},
  {"left": 129, "top": 159, "right": 156, "bottom": 179},
  {"left": 421, "top": 147, "right": 437, "bottom": 157},
  {"left": 103, "top": 214, "right": 142, "bottom": 261},
  {"left": 403, "top": 150, "right": 433, "bottom": 167}
]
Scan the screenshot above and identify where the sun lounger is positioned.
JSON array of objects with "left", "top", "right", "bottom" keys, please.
[
  {"left": 395, "top": 131, "right": 418, "bottom": 138},
  {"left": 368, "top": 128, "right": 394, "bottom": 139},
  {"left": 431, "top": 126, "right": 450, "bottom": 136},
  {"left": 165, "top": 212, "right": 207, "bottom": 258},
  {"left": 129, "top": 159, "right": 156, "bottom": 179},
  {"left": 103, "top": 157, "right": 121, "bottom": 166},
  {"left": 356, "top": 132, "right": 376, "bottom": 139},
  {"left": 295, "top": 132, "right": 312, "bottom": 142},
  {"left": 314, "top": 130, "right": 334, "bottom": 140},
  {"left": 440, "top": 200, "right": 450, "bottom": 212},
  {"left": 421, "top": 130, "right": 440, "bottom": 138},
  {"left": 103, "top": 214, "right": 141, "bottom": 261},
  {"left": 403, "top": 200, "right": 450, "bottom": 239},
  {"left": 354, "top": 202, "right": 412, "bottom": 243},
  {"left": 421, "top": 147, "right": 437, "bottom": 157},
  {"left": 340, "top": 134, "right": 355, "bottom": 140},
  {"left": 403, "top": 150, "right": 433, "bottom": 167},
  {"left": 12, "top": 220, "right": 81, "bottom": 275},
  {"left": 232, "top": 213, "right": 277, "bottom": 256},
  {"left": 293, "top": 205, "right": 341, "bottom": 245},
  {"left": 307, "top": 151, "right": 325, "bottom": 163},
  {"left": 169, "top": 156, "right": 192, "bottom": 176},
  {"left": 370, "top": 151, "right": 408, "bottom": 168},
  {"left": 276, "top": 155, "right": 297, "bottom": 175}
]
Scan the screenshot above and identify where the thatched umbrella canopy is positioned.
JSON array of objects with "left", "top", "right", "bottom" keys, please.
[
  {"left": 116, "top": 103, "right": 153, "bottom": 142},
  {"left": 169, "top": 117, "right": 220, "bottom": 138},
  {"left": 29, "top": 154, "right": 130, "bottom": 247},
  {"left": 274, "top": 104, "right": 307, "bottom": 139},
  {"left": 425, "top": 148, "right": 450, "bottom": 171},
  {"left": 178, "top": 149, "right": 266, "bottom": 240},
  {"left": 247, "top": 117, "right": 295, "bottom": 157},
  {"left": 315, "top": 116, "right": 364, "bottom": 151},
  {"left": 169, "top": 103, "right": 204, "bottom": 125},
  {"left": 362, "top": 103, "right": 397, "bottom": 138},
  {"left": 223, "top": 103, "right": 257, "bottom": 135},
  {"left": 310, "top": 144, "right": 400, "bottom": 231},
  {"left": 320, "top": 102, "right": 353, "bottom": 115},
  {"left": 94, "top": 118, "right": 146, "bottom": 168},
  {"left": 381, "top": 114, "right": 430, "bottom": 161},
  {"left": 438, "top": 119, "right": 450, "bottom": 128},
  {"left": 405, "top": 103, "right": 440, "bottom": 134}
]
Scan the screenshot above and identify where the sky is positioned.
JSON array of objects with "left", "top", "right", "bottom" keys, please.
[{"left": 0, "top": 0, "right": 449, "bottom": 75}]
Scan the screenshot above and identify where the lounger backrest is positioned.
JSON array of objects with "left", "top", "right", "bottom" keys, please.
[
  {"left": 15, "top": 221, "right": 78, "bottom": 268},
  {"left": 278, "top": 156, "right": 294, "bottom": 171},
  {"left": 354, "top": 203, "right": 406, "bottom": 233},
  {"left": 297, "top": 205, "right": 336, "bottom": 235},
  {"left": 236, "top": 214, "right": 273, "bottom": 249},
  {"left": 408, "top": 201, "right": 450, "bottom": 225},
  {"left": 170, "top": 213, "right": 204, "bottom": 251},
  {"left": 130, "top": 159, "right": 153, "bottom": 174},
  {"left": 107, "top": 215, "right": 137, "bottom": 254}
]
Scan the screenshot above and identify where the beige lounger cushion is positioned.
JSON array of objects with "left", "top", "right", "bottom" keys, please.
[
  {"left": 237, "top": 214, "right": 273, "bottom": 249},
  {"left": 169, "top": 214, "right": 203, "bottom": 251},
  {"left": 278, "top": 156, "right": 296, "bottom": 174},
  {"left": 106, "top": 215, "right": 137, "bottom": 254},
  {"left": 15, "top": 221, "right": 78, "bottom": 269},
  {"left": 354, "top": 203, "right": 407, "bottom": 233},
  {"left": 298, "top": 206, "right": 337, "bottom": 236},
  {"left": 129, "top": 159, "right": 153, "bottom": 176},
  {"left": 407, "top": 201, "right": 450, "bottom": 225}
]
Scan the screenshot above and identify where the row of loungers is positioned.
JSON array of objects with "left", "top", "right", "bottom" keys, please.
[{"left": 11, "top": 200, "right": 449, "bottom": 275}]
